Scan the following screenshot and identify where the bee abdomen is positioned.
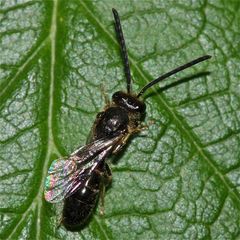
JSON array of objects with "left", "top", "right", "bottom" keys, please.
[
  {"left": 62, "top": 184, "right": 100, "bottom": 230},
  {"left": 62, "top": 164, "right": 105, "bottom": 230}
]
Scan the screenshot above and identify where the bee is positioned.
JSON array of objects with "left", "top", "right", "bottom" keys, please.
[{"left": 44, "top": 8, "right": 211, "bottom": 230}]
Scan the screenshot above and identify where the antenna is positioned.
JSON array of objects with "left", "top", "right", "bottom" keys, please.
[
  {"left": 112, "top": 8, "right": 132, "bottom": 93},
  {"left": 137, "top": 55, "right": 212, "bottom": 98}
]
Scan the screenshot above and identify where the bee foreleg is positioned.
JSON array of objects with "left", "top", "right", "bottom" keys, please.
[{"left": 100, "top": 84, "right": 110, "bottom": 106}]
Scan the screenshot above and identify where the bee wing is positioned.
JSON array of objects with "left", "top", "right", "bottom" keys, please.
[
  {"left": 44, "top": 136, "right": 122, "bottom": 203},
  {"left": 44, "top": 158, "right": 79, "bottom": 202},
  {"left": 63, "top": 147, "right": 111, "bottom": 199}
]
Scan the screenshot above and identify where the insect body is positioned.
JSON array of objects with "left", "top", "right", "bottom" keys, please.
[
  {"left": 44, "top": 8, "right": 211, "bottom": 230},
  {"left": 62, "top": 147, "right": 112, "bottom": 229}
]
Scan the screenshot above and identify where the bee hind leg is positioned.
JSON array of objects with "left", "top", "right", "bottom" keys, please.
[
  {"left": 99, "top": 163, "right": 112, "bottom": 216},
  {"left": 56, "top": 216, "right": 63, "bottom": 229},
  {"left": 99, "top": 183, "right": 106, "bottom": 216}
]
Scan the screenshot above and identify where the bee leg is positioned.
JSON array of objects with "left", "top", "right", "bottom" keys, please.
[
  {"left": 135, "top": 125, "right": 148, "bottom": 132},
  {"left": 138, "top": 120, "right": 155, "bottom": 131},
  {"left": 99, "top": 164, "right": 112, "bottom": 216},
  {"left": 131, "top": 121, "right": 153, "bottom": 135},
  {"left": 100, "top": 84, "right": 110, "bottom": 106},
  {"left": 104, "top": 163, "right": 112, "bottom": 187},
  {"left": 57, "top": 216, "right": 63, "bottom": 228},
  {"left": 99, "top": 183, "right": 106, "bottom": 216}
]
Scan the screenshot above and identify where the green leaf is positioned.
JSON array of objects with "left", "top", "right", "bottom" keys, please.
[{"left": 0, "top": 0, "right": 240, "bottom": 239}]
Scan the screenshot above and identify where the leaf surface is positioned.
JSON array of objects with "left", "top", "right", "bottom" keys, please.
[{"left": 0, "top": 0, "right": 240, "bottom": 239}]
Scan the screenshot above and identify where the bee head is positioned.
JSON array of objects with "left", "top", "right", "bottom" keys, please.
[{"left": 112, "top": 91, "right": 146, "bottom": 115}]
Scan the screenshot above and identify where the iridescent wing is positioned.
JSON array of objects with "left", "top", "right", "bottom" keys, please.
[
  {"left": 44, "top": 158, "right": 79, "bottom": 202},
  {"left": 44, "top": 136, "right": 122, "bottom": 203}
]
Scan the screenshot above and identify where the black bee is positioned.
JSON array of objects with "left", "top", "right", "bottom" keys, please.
[{"left": 44, "top": 8, "right": 211, "bottom": 230}]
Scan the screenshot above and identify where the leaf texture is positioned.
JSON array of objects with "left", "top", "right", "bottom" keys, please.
[{"left": 0, "top": 0, "right": 240, "bottom": 239}]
